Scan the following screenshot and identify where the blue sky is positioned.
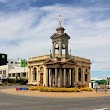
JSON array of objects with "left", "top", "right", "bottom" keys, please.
[{"left": 0, "top": 0, "right": 110, "bottom": 78}]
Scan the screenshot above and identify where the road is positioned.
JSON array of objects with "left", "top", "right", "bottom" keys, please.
[{"left": 0, "top": 87, "right": 110, "bottom": 110}]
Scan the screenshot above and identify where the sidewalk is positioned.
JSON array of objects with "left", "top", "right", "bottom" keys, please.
[{"left": 1, "top": 88, "right": 110, "bottom": 98}]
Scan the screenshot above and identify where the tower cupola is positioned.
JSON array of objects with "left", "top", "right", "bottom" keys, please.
[{"left": 50, "top": 15, "right": 70, "bottom": 59}]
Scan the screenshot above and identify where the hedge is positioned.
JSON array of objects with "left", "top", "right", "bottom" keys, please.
[
  {"left": 28, "top": 86, "right": 92, "bottom": 92},
  {"left": 7, "top": 77, "right": 28, "bottom": 85}
]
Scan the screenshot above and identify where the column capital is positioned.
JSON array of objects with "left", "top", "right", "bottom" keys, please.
[
  {"left": 75, "top": 65, "right": 78, "bottom": 67},
  {"left": 82, "top": 66, "right": 85, "bottom": 68}
]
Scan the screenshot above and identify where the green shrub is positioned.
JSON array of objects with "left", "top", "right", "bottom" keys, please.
[
  {"left": 7, "top": 78, "right": 28, "bottom": 85},
  {"left": 39, "top": 87, "right": 81, "bottom": 92},
  {"left": 80, "top": 87, "right": 93, "bottom": 92}
]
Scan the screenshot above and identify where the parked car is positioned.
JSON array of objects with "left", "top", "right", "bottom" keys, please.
[{"left": 106, "top": 85, "right": 110, "bottom": 89}]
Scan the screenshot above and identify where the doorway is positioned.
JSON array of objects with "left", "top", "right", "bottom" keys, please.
[{"left": 40, "top": 73, "right": 43, "bottom": 84}]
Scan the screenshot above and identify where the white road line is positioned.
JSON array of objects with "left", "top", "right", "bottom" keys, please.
[{"left": 94, "top": 108, "right": 108, "bottom": 110}]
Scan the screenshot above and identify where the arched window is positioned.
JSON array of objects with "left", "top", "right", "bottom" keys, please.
[
  {"left": 78, "top": 68, "right": 81, "bottom": 81},
  {"left": 33, "top": 67, "right": 37, "bottom": 81}
]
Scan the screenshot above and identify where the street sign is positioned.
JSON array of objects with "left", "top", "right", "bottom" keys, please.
[{"left": 16, "top": 88, "right": 28, "bottom": 91}]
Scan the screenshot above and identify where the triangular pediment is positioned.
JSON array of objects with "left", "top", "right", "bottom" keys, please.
[
  {"left": 43, "top": 58, "right": 57, "bottom": 65},
  {"left": 61, "top": 58, "right": 76, "bottom": 65}
]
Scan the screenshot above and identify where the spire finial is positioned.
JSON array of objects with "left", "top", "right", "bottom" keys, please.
[
  {"left": 50, "top": 49, "right": 52, "bottom": 58},
  {"left": 58, "top": 15, "right": 62, "bottom": 27},
  {"left": 69, "top": 49, "right": 72, "bottom": 58},
  {"left": 70, "top": 49, "right": 71, "bottom": 55},
  {"left": 50, "top": 49, "right": 51, "bottom": 54}
]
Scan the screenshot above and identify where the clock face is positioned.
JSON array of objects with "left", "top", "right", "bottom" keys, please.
[
  {"left": 62, "top": 43, "right": 65, "bottom": 48},
  {"left": 55, "top": 43, "right": 59, "bottom": 48}
]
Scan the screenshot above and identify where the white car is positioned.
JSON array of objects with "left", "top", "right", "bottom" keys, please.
[{"left": 106, "top": 85, "right": 110, "bottom": 89}]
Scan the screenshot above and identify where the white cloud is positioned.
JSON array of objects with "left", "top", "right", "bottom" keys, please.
[
  {"left": 0, "top": 0, "right": 7, "bottom": 2},
  {"left": 0, "top": 5, "right": 110, "bottom": 71}
]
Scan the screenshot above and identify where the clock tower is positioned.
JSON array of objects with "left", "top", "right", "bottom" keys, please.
[{"left": 50, "top": 15, "right": 70, "bottom": 59}]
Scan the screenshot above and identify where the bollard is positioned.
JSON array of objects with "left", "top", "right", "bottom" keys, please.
[
  {"left": 95, "top": 88, "right": 97, "bottom": 93},
  {"left": 105, "top": 89, "right": 107, "bottom": 94}
]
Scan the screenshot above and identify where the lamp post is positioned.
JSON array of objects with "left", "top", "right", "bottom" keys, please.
[{"left": 23, "top": 59, "right": 27, "bottom": 78}]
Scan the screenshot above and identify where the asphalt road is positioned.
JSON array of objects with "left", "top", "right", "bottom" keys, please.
[{"left": 0, "top": 86, "right": 110, "bottom": 110}]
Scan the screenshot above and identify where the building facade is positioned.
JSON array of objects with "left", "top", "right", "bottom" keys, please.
[
  {"left": 0, "top": 58, "right": 28, "bottom": 82},
  {"left": 0, "top": 65, "right": 10, "bottom": 82},
  {"left": 8, "top": 67, "right": 28, "bottom": 79},
  {"left": 7, "top": 59, "right": 27, "bottom": 67},
  {"left": 28, "top": 22, "right": 91, "bottom": 87}
]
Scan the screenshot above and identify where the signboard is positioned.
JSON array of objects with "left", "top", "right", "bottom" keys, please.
[{"left": 16, "top": 88, "right": 28, "bottom": 91}]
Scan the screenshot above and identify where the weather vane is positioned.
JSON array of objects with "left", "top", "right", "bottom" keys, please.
[{"left": 58, "top": 15, "right": 62, "bottom": 27}]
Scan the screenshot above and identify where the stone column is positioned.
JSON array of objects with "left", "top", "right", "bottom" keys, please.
[
  {"left": 88, "top": 68, "right": 91, "bottom": 83},
  {"left": 65, "top": 43, "right": 68, "bottom": 59},
  {"left": 20, "top": 73, "right": 22, "bottom": 77},
  {"left": 29, "top": 67, "right": 31, "bottom": 81},
  {"left": 15, "top": 72, "right": 17, "bottom": 78},
  {"left": 59, "top": 42, "right": 62, "bottom": 57},
  {"left": 31, "top": 67, "right": 33, "bottom": 82},
  {"left": 43, "top": 66, "right": 48, "bottom": 87},
  {"left": 55, "top": 68, "right": 58, "bottom": 87},
  {"left": 71, "top": 69, "right": 75, "bottom": 87},
  {"left": 26, "top": 72, "right": 28, "bottom": 79},
  {"left": 49, "top": 69, "right": 52, "bottom": 87},
  {"left": 75, "top": 66, "right": 78, "bottom": 83},
  {"left": 36, "top": 67, "right": 39, "bottom": 84},
  {"left": 58, "top": 69, "right": 62, "bottom": 87},
  {"left": 52, "top": 43, "right": 55, "bottom": 58},
  {"left": 69, "top": 69, "right": 71, "bottom": 87},
  {"left": 64, "top": 69, "right": 66, "bottom": 87},
  {"left": 82, "top": 67, "right": 85, "bottom": 85}
]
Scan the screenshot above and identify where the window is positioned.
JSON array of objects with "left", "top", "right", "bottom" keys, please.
[
  {"left": 15, "top": 62, "right": 18, "bottom": 64},
  {"left": 9, "top": 74, "right": 11, "bottom": 77},
  {"left": 2, "top": 55, "right": 5, "bottom": 59},
  {"left": 3, "top": 70, "right": 6, "bottom": 77},
  {"left": 12, "top": 73, "right": 15, "bottom": 77},
  {"left": 3, "top": 70, "right": 6, "bottom": 74},
  {"left": 33, "top": 67, "right": 37, "bottom": 81},
  {"left": 17, "top": 73, "right": 20, "bottom": 77},
  {"left": 22, "top": 73, "right": 26, "bottom": 77},
  {"left": 0, "top": 71, "right": 2, "bottom": 75},
  {"left": 11, "top": 62, "right": 13, "bottom": 64},
  {"left": 85, "top": 69, "right": 88, "bottom": 72}
]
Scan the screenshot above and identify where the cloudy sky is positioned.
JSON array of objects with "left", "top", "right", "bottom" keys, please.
[{"left": 0, "top": 0, "right": 110, "bottom": 78}]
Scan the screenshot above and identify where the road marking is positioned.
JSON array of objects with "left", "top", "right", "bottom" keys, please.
[{"left": 94, "top": 108, "right": 108, "bottom": 110}]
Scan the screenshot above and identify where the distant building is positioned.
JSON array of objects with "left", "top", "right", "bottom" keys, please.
[
  {"left": 0, "top": 53, "right": 7, "bottom": 66},
  {"left": 7, "top": 59, "right": 20, "bottom": 67},
  {"left": 0, "top": 58, "right": 28, "bottom": 82},
  {"left": 7, "top": 59, "right": 27, "bottom": 67},
  {"left": 0, "top": 65, "right": 12, "bottom": 82}
]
